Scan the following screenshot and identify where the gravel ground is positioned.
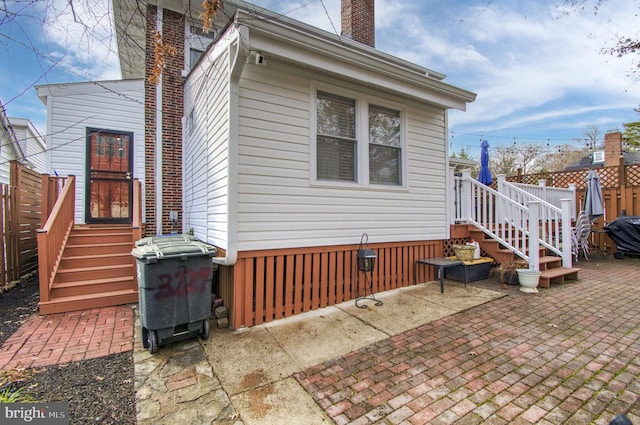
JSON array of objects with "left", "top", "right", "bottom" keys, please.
[{"left": 0, "top": 276, "right": 136, "bottom": 425}]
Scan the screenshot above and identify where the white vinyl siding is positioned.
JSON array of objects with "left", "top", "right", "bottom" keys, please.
[
  {"left": 184, "top": 21, "right": 216, "bottom": 72},
  {"left": 183, "top": 33, "right": 232, "bottom": 248},
  {"left": 6, "top": 119, "right": 46, "bottom": 174},
  {"left": 0, "top": 135, "right": 11, "bottom": 185},
  {"left": 233, "top": 60, "right": 450, "bottom": 250},
  {"left": 36, "top": 80, "right": 144, "bottom": 224}
]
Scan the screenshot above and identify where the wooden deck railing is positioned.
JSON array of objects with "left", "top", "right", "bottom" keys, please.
[
  {"left": 131, "top": 179, "right": 142, "bottom": 286},
  {"left": 37, "top": 175, "right": 75, "bottom": 303},
  {"left": 40, "top": 174, "right": 68, "bottom": 227}
]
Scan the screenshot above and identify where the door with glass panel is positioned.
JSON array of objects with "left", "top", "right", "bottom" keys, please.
[{"left": 85, "top": 129, "right": 133, "bottom": 224}]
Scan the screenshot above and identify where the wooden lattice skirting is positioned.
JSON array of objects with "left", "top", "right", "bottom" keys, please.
[{"left": 218, "top": 240, "right": 446, "bottom": 328}]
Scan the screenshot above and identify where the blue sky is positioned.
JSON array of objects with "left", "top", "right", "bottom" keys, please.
[{"left": 1, "top": 0, "right": 639, "bottom": 160}]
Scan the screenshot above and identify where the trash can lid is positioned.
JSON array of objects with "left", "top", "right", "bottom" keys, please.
[
  {"left": 135, "top": 234, "right": 199, "bottom": 247},
  {"left": 131, "top": 239, "right": 217, "bottom": 262}
]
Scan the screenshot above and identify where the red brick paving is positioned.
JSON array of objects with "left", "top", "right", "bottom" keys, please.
[
  {"left": 0, "top": 305, "right": 134, "bottom": 370},
  {"left": 294, "top": 257, "right": 640, "bottom": 424}
]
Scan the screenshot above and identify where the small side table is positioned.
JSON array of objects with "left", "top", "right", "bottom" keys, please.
[{"left": 415, "top": 258, "right": 464, "bottom": 293}]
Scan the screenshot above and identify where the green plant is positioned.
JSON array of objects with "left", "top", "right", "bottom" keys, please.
[
  {"left": 187, "top": 227, "right": 195, "bottom": 236},
  {"left": 0, "top": 385, "right": 35, "bottom": 403}
]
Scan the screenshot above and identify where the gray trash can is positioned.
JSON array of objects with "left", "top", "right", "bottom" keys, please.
[{"left": 131, "top": 237, "right": 216, "bottom": 354}]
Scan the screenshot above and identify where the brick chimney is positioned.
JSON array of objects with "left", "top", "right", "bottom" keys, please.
[
  {"left": 341, "top": 0, "right": 375, "bottom": 47},
  {"left": 604, "top": 131, "right": 623, "bottom": 167}
]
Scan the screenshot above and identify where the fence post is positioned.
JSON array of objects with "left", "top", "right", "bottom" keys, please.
[
  {"left": 538, "top": 179, "right": 546, "bottom": 200},
  {"left": 461, "top": 170, "right": 472, "bottom": 223},
  {"left": 41, "top": 174, "right": 50, "bottom": 227},
  {"left": 568, "top": 184, "right": 577, "bottom": 220},
  {"left": 497, "top": 174, "right": 507, "bottom": 224},
  {"left": 618, "top": 157, "right": 626, "bottom": 220},
  {"left": 8, "top": 162, "right": 19, "bottom": 281},
  {"left": 527, "top": 201, "right": 540, "bottom": 271},
  {"left": 560, "top": 198, "right": 573, "bottom": 268}
]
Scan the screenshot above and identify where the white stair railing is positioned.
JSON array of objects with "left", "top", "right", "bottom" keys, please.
[
  {"left": 457, "top": 170, "right": 573, "bottom": 270},
  {"left": 508, "top": 178, "right": 576, "bottom": 220}
]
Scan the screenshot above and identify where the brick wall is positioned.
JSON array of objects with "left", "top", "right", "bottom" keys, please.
[
  {"left": 144, "top": 6, "right": 185, "bottom": 236},
  {"left": 605, "top": 131, "right": 623, "bottom": 168},
  {"left": 341, "top": 0, "right": 375, "bottom": 47}
]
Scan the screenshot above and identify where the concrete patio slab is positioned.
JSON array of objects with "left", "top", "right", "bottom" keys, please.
[
  {"left": 263, "top": 306, "right": 389, "bottom": 369},
  {"left": 201, "top": 324, "right": 299, "bottom": 396},
  {"left": 230, "top": 377, "right": 332, "bottom": 425},
  {"left": 338, "top": 281, "right": 504, "bottom": 335},
  {"left": 198, "top": 280, "right": 505, "bottom": 425}
]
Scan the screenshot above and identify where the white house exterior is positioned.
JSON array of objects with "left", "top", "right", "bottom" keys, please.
[
  {"left": 36, "top": 79, "right": 145, "bottom": 224},
  {"left": 183, "top": 6, "right": 476, "bottom": 262},
  {"left": 1, "top": 100, "right": 45, "bottom": 184},
  {"left": 1, "top": 101, "right": 20, "bottom": 185},
  {"left": 108, "top": 0, "right": 476, "bottom": 327},
  {"left": 8, "top": 117, "right": 46, "bottom": 174},
  {"left": 175, "top": 2, "right": 477, "bottom": 327}
]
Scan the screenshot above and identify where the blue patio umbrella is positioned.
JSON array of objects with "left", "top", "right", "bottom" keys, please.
[
  {"left": 478, "top": 140, "right": 493, "bottom": 185},
  {"left": 584, "top": 169, "right": 604, "bottom": 222}
]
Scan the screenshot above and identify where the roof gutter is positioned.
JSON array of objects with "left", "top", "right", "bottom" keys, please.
[{"left": 232, "top": 8, "right": 476, "bottom": 109}]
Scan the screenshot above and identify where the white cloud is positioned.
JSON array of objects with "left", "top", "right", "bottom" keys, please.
[
  {"left": 5, "top": 0, "right": 639, "bottom": 143},
  {"left": 253, "top": 0, "right": 640, "bottom": 152},
  {"left": 39, "top": 0, "right": 121, "bottom": 81}
]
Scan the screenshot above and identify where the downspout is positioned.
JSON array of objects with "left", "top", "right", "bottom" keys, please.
[
  {"left": 212, "top": 24, "right": 249, "bottom": 266},
  {"left": 155, "top": 1, "right": 163, "bottom": 235},
  {"left": 444, "top": 109, "right": 452, "bottom": 237}
]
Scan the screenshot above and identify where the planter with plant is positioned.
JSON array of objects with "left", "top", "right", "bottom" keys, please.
[{"left": 491, "top": 260, "right": 522, "bottom": 286}]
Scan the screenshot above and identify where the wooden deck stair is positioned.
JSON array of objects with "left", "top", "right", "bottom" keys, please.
[
  {"left": 39, "top": 225, "right": 139, "bottom": 314},
  {"left": 467, "top": 226, "right": 581, "bottom": 288}
]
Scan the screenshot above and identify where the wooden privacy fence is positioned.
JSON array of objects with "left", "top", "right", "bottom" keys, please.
[
  {"left": 1, "top": 161, "right": 42, "bottom": 290},
  {"left": 221, "top": 240, "right": 442, "bottom": 328},
  {"left": 508, "top": 159, "right": 640, "bottom": 253}
]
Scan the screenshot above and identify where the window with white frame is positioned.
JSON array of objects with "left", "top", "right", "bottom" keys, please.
[
  {"left": 369, "top": 104, "right": 401, "bottom": 185},
  {"left": 316, "top": 91, "right": 357, "bottom": 182},
  {"left": 315, "top": 89, "right": 403, "bottom": 186},
  {"left": 185, "top": 22, "right": 216, "bottom": 71},
  {"left": 190, "top": 48, "right": 204, "bottom": 69}
]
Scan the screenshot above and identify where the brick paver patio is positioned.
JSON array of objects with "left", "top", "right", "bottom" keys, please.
[
  {"left": 0, "top": 305, "right": 134, "bottom": 370},
  {"left": 295, "top": 257, "right": 640, "bottom": 425}
]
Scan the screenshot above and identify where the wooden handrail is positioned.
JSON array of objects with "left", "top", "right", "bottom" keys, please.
[
  {"left": 131, "top": 179, "right": 142, "bottom": 287},
  {"left": 37, "top": 175, "right": 75, "bottom": 303}
]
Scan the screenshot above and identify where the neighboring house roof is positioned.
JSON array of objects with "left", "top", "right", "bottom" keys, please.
[
  {"left": 449, "top": 157, "right": 478, "bottom": 171},
  {"left": 112, "top": 0, "right": 146, "bottom": 80},
  {"left": 8, "top": 117, "right": 46, "bottom": 173},
  {"left": 564, "top": 155, "right": 602, "bottom": 171},
  {"left": 114, "top": 0, "right": 477, "bottom": 110},
  {"left": 565, "top": 151, "right": 640, "bottom": 171},
  {"left": 0, "top": 99, "right": 27, "bottom": 165}
]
